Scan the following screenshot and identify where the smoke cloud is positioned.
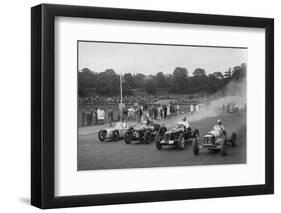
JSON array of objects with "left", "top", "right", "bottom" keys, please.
[{"left": 186, "top": 77, "right": 246, "bottom": 123}]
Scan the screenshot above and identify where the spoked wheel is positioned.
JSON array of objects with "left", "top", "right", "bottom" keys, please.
[
  {"left": 98, "top": 130, "right": 106, "bottom": 142},
  {"left": 124, "top": 131, "right": 132, "bottom": 144},
  {"left": 231, "top": 132, "right": 237, "bottom": 147},
  {"left": 177, "top": 134, "right": 185, "bottom": 150},
  {"left": 192, "top": 137, "right": 199, "bottom": 155},
  {"left": 155, "top": 134, "right": 163, "bottom": 150},
  {"left": 144, "top": 130, "right": 152, "bottom": 144},
  {"left": 112, "top": 130, "right": 119, "bottom": 141}
]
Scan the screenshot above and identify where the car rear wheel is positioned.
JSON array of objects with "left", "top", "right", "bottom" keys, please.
[
  {"left": 192, "top": 137, "right": 199, "bottom": 155},
  {"left": 98, "top": 130, "right": 106, "bottom": 142},
  {"left": 231, "top": 132, "right": 237, "bottom": 147},
  {"left": 112, "top": 130, "right": 119, "bottom": 141},
  {"left": 177, "top": 134, "right": 185, "bottom": 150},
  {"left": 144, "top": 130, "right": 152, "bottom": 144},
  {"left": 155, "top": 134, "right": 162, "bottom": 150},
  {"left": 124, "top": 131, "right": 132, "bottom": 144}
]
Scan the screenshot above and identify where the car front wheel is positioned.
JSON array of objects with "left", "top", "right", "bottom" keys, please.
[
  {"left": 98, "top": 130, "right": 106, "bottom": 142},
  {"left": 124, "top": 131, "right": 132, "bottom": 144},
  {"left": 231, "top": 132, "right": 237, "bottom": 147},
  {"left": 155, "top": 134, "right": 162, "bottom": 150},
  {"left": 177, "top": 134, "right": 185, "bottom": 150},
  {"left": 112, "top": 130, "right": 119, "bottom": 141}
]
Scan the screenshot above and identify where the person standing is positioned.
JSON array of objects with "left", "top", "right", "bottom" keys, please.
[
  {"left": 86, "top": 111, "right": 91, "bottom": 126},
  {"left": 195, "top": 104, "right": 199, "bottom": 113},
  {"left": 100, "top": 108, "right": 105, "bottom": 125},
  {"left": 160, "top": 106, "right": 163, "bottom": 119},
  {"left": 89, "top": 110, "right": 93, "bottom": 125},
  {"left": 123, "top": 107, "right": 128, "bottom": 121},
  {"left": 190, "top": 104, "right": 194, "bottom": 115},
  {"left": 167, "top": 104, "right": 170, "bottom": 118},
  {"left": 176, "top": 104, "right": 180, "bottom": 116},
  {"left": 158, "top": 106, "right": 162, "bottom": 120},
  {"left": 92, "top": 110, "right": 96, "bottom": 125},
  {"left": 108, "top": 107, "right": 113, "bottom": 127},
  {"left": 81, "top": 111, "right": 86, "bottom": 126},
  {"left": 97, "top": 108, "right": 101, "bottom": 125},
  {"left": 149, "top": 106, "right": 153, "bottom": 118},
  {"left": 95, "top": 108, "right": 98, "bottom": 125},
  {"left": 138, "top": 106, "right": 143, "bottom": 123},
  {"left": 154, "top": 105, "right": 158, "bottom": 120},
  {"left": 222, "top": 103, "right": 226, "bottom": 112},
  {"left": 163, "top": 105, "right": 167, "bottom": 119}
]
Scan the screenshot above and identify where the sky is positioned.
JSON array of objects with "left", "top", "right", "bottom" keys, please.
[{"left": 78, "top": 41, "right": 247, "bottom": 75}]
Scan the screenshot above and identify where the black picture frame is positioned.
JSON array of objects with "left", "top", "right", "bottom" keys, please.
[{"left": 31, "top": 3, "right": 274, "bottom": 209}]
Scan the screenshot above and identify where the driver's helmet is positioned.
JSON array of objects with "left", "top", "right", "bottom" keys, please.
[
  {"left": 122, "top": 122, "right": 128, "bottom": 128},
  {"left": 142, "top": 118, "right": 148, "bottom": 125},
  {"left": 217, "top": 119, "right": 222, "bottom": 125}
]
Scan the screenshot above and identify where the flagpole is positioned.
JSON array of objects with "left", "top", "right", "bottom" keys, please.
[
  {"left": 120, "top": 73, "right": 123, "bottom": 104},
  {"left": 120, "top": 73, "right": 123, "bottom": 121}
]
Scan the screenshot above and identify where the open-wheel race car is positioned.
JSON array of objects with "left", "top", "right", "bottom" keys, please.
[
  {"left": 192, "top": 125, "right": 237, "bottom": 156},
  {"left": 155, "top": 121, "right": 199, "bottom": 150},
  {"left": 124, "top": 121, "right": 161, "bottom": 144},
  {"left": 226, "top": 103, "right": 239, "bottom": 113},
  {"left": 98, "top": 122, "right": 129, "bottom": 142}
]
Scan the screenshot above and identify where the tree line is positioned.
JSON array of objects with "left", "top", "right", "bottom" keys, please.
[{"left": 78, "top": 63, "right": 246, "bottom": 97}]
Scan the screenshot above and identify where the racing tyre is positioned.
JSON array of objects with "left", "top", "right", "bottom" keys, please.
[
  {"left": 144, "top": 130, "right": 153, "bottom": 144},
  {"left": 177, "top": 134, "right": 185, "bottom": 150},
  {"left": 98, "top": 130, "right": 106, "bottom": 142},
  {"left": 155, "top": 134, "right": 162, "bottom": 150},
  {"left": 124, "top": 131, "right": 132, "bottom": 144},
  {"left": 112, "top": 130, "right": 119, "bottom": 141},
  {"left": 231, "top": 132, "right": 237, "bottom": 147},
  {"left": 221, "top": 141, "right": 227, "bottom": 156},
  {"left": 192, "top": 137, "right": 199, "bottom": 155}
]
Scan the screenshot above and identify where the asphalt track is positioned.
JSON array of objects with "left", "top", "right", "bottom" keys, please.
[{"left": 78, "top": 112, "right": 246, "bottom": 170}]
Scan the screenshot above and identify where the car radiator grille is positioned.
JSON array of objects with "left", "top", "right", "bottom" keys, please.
[
  {"left": 204, "top": 137, "right": 214, "bottom": 144},
  {"left": 164, "top": 134, "right": 170, "bottom": 142}
]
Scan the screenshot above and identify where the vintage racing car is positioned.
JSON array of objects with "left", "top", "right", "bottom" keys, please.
[
  {"left": 192, "top": 127, "right": 236, "bottom": 156},
  {"left": 124, "top": 121, "right": 161, "bottom": 144},
  {"left": 98, "top": 122, "right": 129, "bottom": 142},
  {"left": 155, "top": 121, "right": 199, "bottom": 150},
  {"left": 226, "top": 103, "right": 239, "bottom": 113}
]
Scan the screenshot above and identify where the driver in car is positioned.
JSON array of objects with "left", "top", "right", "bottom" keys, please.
[
  {"left": 212, "top": 119, "right": 225, "bottom": 136},
  {"left": 113, "top": 122, "right": 128, "bottom": 130},
  {"left": 177, "top": 116, "right": 190, "bottom": 131},
  {"left": 141, "top": 114, "right": 151, "bottom": 126}
]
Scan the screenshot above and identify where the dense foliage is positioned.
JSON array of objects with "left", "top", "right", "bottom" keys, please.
[{"left": 78, "top": 63, "right": 246, "bottom": 97}]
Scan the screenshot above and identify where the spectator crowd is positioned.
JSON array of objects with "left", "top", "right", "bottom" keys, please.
[{"left": 80, "top": 102, "right": 183, "bottom": 127}]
